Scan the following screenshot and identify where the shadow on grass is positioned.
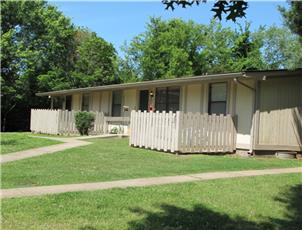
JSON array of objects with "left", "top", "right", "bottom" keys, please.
[
  {"left": 269, "top": 184, "right": 302, "bottom": 229},
  {"left": 128, "top": 184, "right": 302, "bottom": 230},
  {"left": 1, "top": 139, "right": 17, "bottom": 145}
]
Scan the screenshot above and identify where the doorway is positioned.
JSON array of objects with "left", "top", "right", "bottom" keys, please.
[{"left": 139, "top": 90, "right": 149, "bottom": 111}]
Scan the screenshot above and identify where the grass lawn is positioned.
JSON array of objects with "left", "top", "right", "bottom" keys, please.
[
  {"left": 2, "top": 138, "right": 301, "bottom": 189},
  {"left": 0, "top": 132, "right": 62, "bottom": 154},
  {"left": 2, "top": 173, "right": 301, "bottom": 230}
]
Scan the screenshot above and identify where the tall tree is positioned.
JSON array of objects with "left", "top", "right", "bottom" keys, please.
[
  {"left": 279, "top": 1, "right": 302, "bottom": 40},
  {"left": 254, "top": 26, "right": 302, "bottom": 69},
  {"left": 230, "top": 23, "right": 265, "bottom": 71},
  {"left": 1, "top": 0, "right": 75, "bottom": 131},
  {"left": 72, "top": 28, "right": 118, "bottom": 87},
  {"left": 121, "top": 18, "right": 264, "bottom": 81}
]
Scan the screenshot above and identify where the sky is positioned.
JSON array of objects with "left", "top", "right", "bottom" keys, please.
[{"left": 50, "top": 1, "right": 288, "bottom": 56}]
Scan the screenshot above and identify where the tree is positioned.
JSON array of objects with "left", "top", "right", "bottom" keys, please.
[
  {"left": 279, "top": 1, "right": 302, "bottom": 40},
  {"left": 229, "top": 23, "right": 265, "bottom": 71},
  {"left": 162, "top": 0, "right": 248, "bottom": 21},
  {"left": 122, "top": 18, "right": 207, "bottom": 80},
  {"left": 1, "top": 0, "right": 75, "bottom": 131},
  {"left": 38, "top": 28, "right": 119, "bottom": 89},
  {"left": 1, "top": 1, "right": 119, "bottom": 131},
  {"left": 254, "top": 26, "right": 302, "bottom": 69},
  {"left": 71, "top": 28, "right": 118, "bottom": 87},
  {"left": 121, "top": 18, "right": 264, "bottom": 81}
]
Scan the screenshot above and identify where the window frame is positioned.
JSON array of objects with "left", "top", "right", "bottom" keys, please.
[
  {"left": 81, "top": 93, "right": 90, "bottom": 111},
  {"left": 155, "top": 87, "right": 180, "bottom": 113},
  {"left": 208, "top": 82, "right": 228, "bottom": 115}
]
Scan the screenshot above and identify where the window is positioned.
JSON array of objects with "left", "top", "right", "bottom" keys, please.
[
  {"left": 65, "top": 95, "right": 72, "bottom": 111},
  {"left": 112, "top": 91, "right": 122, "bottom": 117},
  {"left": 208, "top": 83, "right": 227, "bottom": 115},
  {"left": 82, "top": 94, "right": 90, "bottom": 111},
  {"left": 155, "top": 87, "right": 180, "bottom": 113},
  {"left": 52, "top": 96, "right": 64, "bottom": 110}
]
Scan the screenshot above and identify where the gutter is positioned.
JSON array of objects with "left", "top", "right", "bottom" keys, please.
[{"left": 233, "top": 77, "right": 256, "bottom": 92}]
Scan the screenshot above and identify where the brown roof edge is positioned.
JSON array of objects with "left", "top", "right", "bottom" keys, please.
[
  {"left": 36, "top": 72, "right": 244, "bottom": 96},
  {"left": 36, "top": 69, "right": 302, "bottom": 97}
]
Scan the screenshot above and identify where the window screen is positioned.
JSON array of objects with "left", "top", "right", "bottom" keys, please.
[
  {"left": 155, "top": 87, "right": 180, "bottom": 113},
  {"left": 209, "top": 83, "right": 227, "bottom": 115},
  {"left": 52, "top": 96, "right": 64, "bottom": 110},
  {"left": 82, "top": 94, "right": 90, "bottom": 111},
  {"left": 112, "top": 91, "right": 122, "bottom": 117}
]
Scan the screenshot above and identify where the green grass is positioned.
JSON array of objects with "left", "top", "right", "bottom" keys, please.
[
  {"left": 0, "top": 132, "right": 62, "bottom": 154},
  {"left": 31, "top": 133, "right": 79, "bottom": 138},
  {"left": 2, "top": 173, "right": 301, "bottom": 230},
  {"left": 2, "top": 138, "right": 301, "bottom": 188}
]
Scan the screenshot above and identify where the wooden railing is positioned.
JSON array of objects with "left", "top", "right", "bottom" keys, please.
[
  {"left": 130, "top": 111, "right": 236, "bottom": 153},
  {"left": 30, "top": 109, "right": 129, "bottom": 135}
]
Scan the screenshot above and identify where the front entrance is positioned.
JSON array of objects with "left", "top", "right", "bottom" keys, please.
[{"left": 139, "top": 90, "right": 149, "bottom": 111}]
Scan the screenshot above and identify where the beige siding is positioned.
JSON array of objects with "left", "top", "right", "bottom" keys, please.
[
  {"left": 123, "top": 89, "right": 137, "bottom": 117},
  {"left": 235, "top": 79, "right": 255, "bottom": 149},
  {"left": 90, "top": 92, "right": 101, "bottom": 112},
  {"left": 186, "top": 84, "right": 203, "bottom": 113},
  {"left": 256, "top": 77, "right": 302, "bottom": 150},
  {"left": 100, "top": 91, "right": 111, "bottom": 116},
  {"left": 259, "top": 77, "right": 302, "bottom": 110},
  {"left": 72, "top": 93, "right": 81, "bottom": 111}
]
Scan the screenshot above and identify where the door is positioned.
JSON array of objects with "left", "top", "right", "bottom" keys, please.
[{"left": 139, "top": 90, "right": 149, "bottom": 111}]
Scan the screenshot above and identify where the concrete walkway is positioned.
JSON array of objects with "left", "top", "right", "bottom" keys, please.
[
  {"left": 0, "top": 134, "right": 121, "bottom": 164},
  {"left": 1, "top": 167, "right": 301, "bottom": 199}
]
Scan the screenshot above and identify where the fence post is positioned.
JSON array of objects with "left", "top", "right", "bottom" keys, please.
[{"left": 175, "top": 111, "right": 182, "bottom": 153}]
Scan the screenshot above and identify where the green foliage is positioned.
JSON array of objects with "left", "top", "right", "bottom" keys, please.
[
  {"left": 1, "top": 0, "right": 75, "bottom": 130},
  {"left": 110, "top": 127, "right": 119, "bottom": 134},
  {"left": 74, "top": 111, "right": 95, "bottom": 135},
  {"left": 254, "top": 26, "right": 302, "bottom": 69},
  {"left": 121, "top": 18, "right": 264, "bottom": 80},
  {"left": 279, "top": 1, "right": 302, "bottom": 40},
  {"left": 71, "top": 28, "right": 119, "bottom": 87},
  {"left": 163, "top": 0, "right": 248, "bottom": 22},
  {"left": 1, "top": 1, "right": 118, "bottom": 131}
]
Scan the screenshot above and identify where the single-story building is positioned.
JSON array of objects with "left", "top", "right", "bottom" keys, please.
[{"left": 36, "top": 69, "right": 302, "bottom": 153}]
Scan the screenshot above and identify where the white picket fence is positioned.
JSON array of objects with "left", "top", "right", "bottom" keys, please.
[
  {"left": 130, "top": 111, "right": 236, "bottom": 153},
  {"left": 30, "top": 109, "right": 108, "bottom": 135}
]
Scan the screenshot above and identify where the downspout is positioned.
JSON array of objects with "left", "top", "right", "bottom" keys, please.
[{"left": 233, "top": 76, "right": 256, "bottom": 154}]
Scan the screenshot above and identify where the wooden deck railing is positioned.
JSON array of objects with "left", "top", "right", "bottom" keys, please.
[{"left": 130, "top": 111, "right": 237, "bottom": 153}]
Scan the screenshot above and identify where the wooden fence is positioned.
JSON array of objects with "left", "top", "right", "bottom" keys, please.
[
  {"left": 30, "top": 109, "right": 129, "bottom": 135},
  {"left": 130, "top": 111, "right": 236, "bottom": 153},
  {"left": 252, "top": 107, "right": 302, "bottom": 151}
]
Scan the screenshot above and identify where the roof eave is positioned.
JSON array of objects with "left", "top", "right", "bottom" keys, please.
[{"left": 36, "top": 72, "right": 244, "bottom": 97}]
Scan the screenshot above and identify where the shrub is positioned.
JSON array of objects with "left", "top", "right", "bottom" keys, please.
[
  {"left": 75, "top": 111, "right": 95, "bottom": 135},
  {"left": 110, "top": 127, "right": 119, "bottom": 134}
]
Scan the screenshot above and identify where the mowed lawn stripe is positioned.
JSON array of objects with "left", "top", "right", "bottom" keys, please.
[
  {"left": 2, "top": 138, "right": 301, "bottom": 188},
  {"left": 2, "top": 173, "right": 302, "bottom": 230},
  {"left": 1, "top": 132, "right": 62, "bottom": 154}
]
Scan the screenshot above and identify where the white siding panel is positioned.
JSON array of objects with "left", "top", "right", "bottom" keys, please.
[{"left": 186, "top": 84, "right": 202, "bottom": 113}]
